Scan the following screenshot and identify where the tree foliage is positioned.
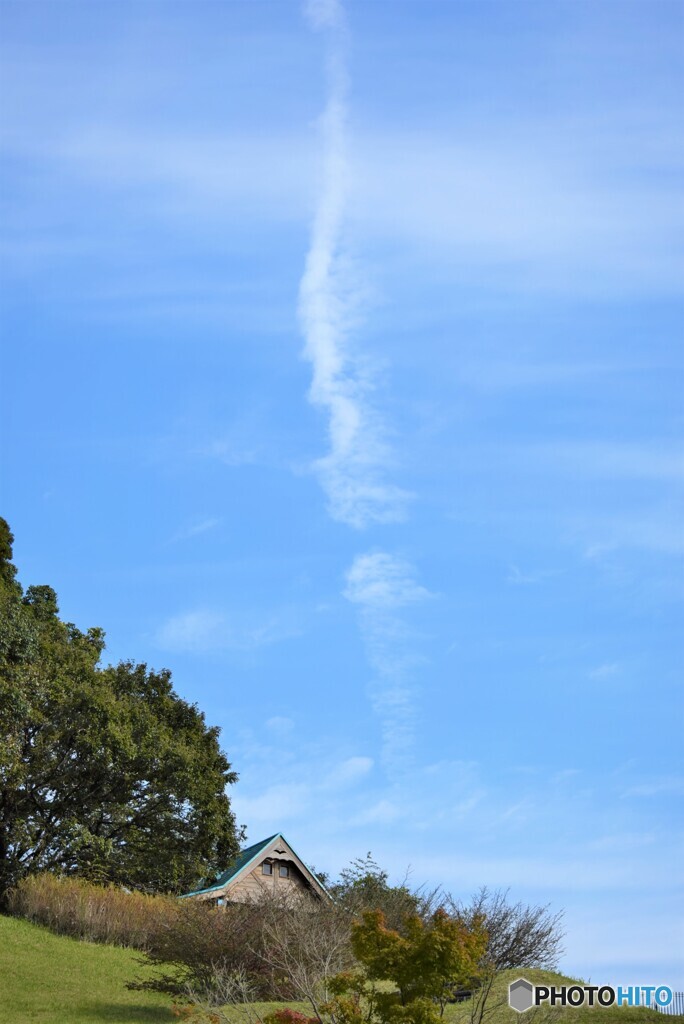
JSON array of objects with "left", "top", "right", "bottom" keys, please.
[
  {"left": 328, "top": 854, "right": 421, "bottom": 933},
  {"left": 0, "top": 518, "right": 241, "bottom": 900},
  {"left": 446, "top": 888, "right": 564, "bottom": 971},
  {"left": 320, "top": 908, "right": 488, "bottom": 1024}
]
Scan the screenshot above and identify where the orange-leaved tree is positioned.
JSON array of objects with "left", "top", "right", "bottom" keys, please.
[{"left": 321, "top": 908, "right": 488, "bottom": 1024}]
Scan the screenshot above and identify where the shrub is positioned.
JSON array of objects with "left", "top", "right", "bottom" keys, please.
[
  {"left": 266, "top": 1010, "right": 319, "bottom": 1024},
  {"left": 259, "top": 897, "right": 354, "bottom": 1012},
  {"left": 139, "top": 896, "right": 284, "bottom": 999}
]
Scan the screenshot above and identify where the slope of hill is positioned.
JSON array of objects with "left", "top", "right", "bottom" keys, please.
[
  {"left": 443, "top": 969, "right": 674, "bottom": 1024},
  {"left": 0, "top": 914, "right": 174, "bottom": 1024},
  {"left": 1, "top": 913, "right": 679, "bottom": 1024}
]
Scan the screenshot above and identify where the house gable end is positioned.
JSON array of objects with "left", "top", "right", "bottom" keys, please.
[
  {"left": 223, "top": 833, "right": 330, "bottom": 901},
  {"left": 181, "top": 833, "right": 330, "bottom": 902}
]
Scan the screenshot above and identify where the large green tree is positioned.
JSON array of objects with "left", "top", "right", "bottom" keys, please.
[{"left": 0, "top": 518, "right": 241, "bottom": 901}]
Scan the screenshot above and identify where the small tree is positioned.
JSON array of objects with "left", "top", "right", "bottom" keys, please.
[
  {"left": 319, "top": 908, "right": 488, "bottom": 1024},
  {"left": 260, "top": 896, "right": 355, "bottom": 1015},
  {"left": 436, "top": 889, "right": 565, "bottom": 1024},
  {"left": 446, "top": 888, "right": 564, "bottom": 971},
  {"left": 328, "top": 854, "right": 421, "bottom": 933}
]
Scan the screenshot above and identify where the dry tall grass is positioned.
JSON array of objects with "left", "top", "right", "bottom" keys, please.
[
  {"left": 8, "top": 874, "right": 355, "bottom": 1003},
  {"left": 8, "top": 872, "right": 178, "bottom": 949},
  {"left": 7, "top": 874, "right": 323, "bottom": 999}
]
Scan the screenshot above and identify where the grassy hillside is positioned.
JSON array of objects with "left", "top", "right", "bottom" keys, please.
[
  {"left": 213, "top": 969, "right": 679, "bottom": 1024},
  {"left": 442, "top": 969, "right": 674, "bottom": 1024},
  {"left": 0, "top": 914, "right": 174, "bottom": 1024},
  {"left": 1, "top": 914, "right": 679, "bottom": 1024}
]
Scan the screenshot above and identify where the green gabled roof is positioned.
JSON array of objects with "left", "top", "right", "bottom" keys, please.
[{"left": 180, "top": 833, "right": 279, "bottom": 899}]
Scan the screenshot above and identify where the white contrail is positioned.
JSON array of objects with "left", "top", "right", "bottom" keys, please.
[
  {"left": 304, "top": 3, "right": 430, "bottom": 774},
  {"left": 344, "top": 552, "right": 432, "bottom": 775},
  {"left": 300, "top": 0, "right": 408, "bottom": 528}
]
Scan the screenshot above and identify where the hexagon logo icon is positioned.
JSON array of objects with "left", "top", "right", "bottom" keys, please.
[{"left": 509, "top": 978, "right": 535, "bottom": 1013}]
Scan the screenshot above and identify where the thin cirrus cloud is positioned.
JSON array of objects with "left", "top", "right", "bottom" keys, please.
[
  {"left": 524, "top": 441, "right": 684, "bottom": 482},
  {"left": 349, "top": 118, "right": 684, "bottom": 295},
  {"left": 298, "top": 0, "right": 409, "bottom": 529},
  {"left": 506, "top": 564, "right": 557, "bottom": 586},
  {"left": 171, "top": 517, "right": 222, "bottom": 542},
  {"left": 154, "top": 606, "right": 303, "bottom": 654},
  {"left": 233, "top": 754, "right": 375, "bottom": 830},
  {"left": 344, "top": 552, "right": 433, "bottom": 776},
  {"left": 4, "top": 112, "right": 680, "bottom": 304},
  {"left": 2, "top": 4, "right": 681, "bottom": 302},
  {"left": 8, "top": 127, "right": 678, "bottom": 298},
  {"left": 621, "top": 776, "right": 684, "bottom": 799},
  {"left": 344, "top": 551, "right": 433, "bottom": 609},
  {"left": 588, "top": 662, "right": 620, "bottom": 680},
  {"left": 576, "top": 510, "right": 684, "bottom": 558}
]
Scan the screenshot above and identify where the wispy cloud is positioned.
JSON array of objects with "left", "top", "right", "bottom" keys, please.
[
  {"left": 199, "top": 438, "right": 259, "bottom": 467},
  {"left": 193, "top": 406, "right": 273, "bottom": 468},
  {"left": 323, "top": 755, "right": 374, "bottom": 789},
  {"left": 531, "top": 441, "right": 684, "bottom": 483},
  {"left": 300, "top": 0, "right": 408, "bottom": 528},
  {"left": 506, "top": 564, "right": 557, "bottom": 586},
  {"left": 579, "top": 510, "right": 684, "bottom": 558},
  {"left": 233, "top": 753, "right": 375, "bottom": 829},
  {"left": 171, "top": 517, "right": 221, "bottom": 542},
  {"left": 155, "top": 606, "right": 303, "bottom": 654},
  {"left": 351, "top": 124, "right": 684, "bottom": 296},
  {"left": 344, "top": 552, "right": 432, "bottom": 775},
  {"left": 344, "top": 551, "right": 432, "bottom": 608},
  {"left": 234, "top": 783, "right": 312, "bottom": 826},
  {"left": 588, "top": 662, "right": 620, "bottom": 680},
  {"left": 350, "top": 799, "right": 401, "bottom": 826},
  {"left": 265, "top": 716, "right": 295, "bottom": 736},
  {"left": 621, "top": 775, "right": 684, "bottom": 799},
  {"left": 7, "top": 122, "right": 680, "bottom": 300}
]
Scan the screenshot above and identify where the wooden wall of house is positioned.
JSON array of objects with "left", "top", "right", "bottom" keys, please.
[{"left": 227, "top": 858, "right": 317, "bottom": 904}]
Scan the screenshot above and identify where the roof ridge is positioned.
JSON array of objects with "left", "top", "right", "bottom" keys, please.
[
  {"left": 180, "top": 833, "right": 281, "bottom": 899},
  {"left": 239, "top": 833, "right": 278, "bottom": 855},
  {"left": 180, "top": 831, "right": 330, "bottom": 901}
]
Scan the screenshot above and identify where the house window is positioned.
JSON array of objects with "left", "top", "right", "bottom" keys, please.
[
  {"left": 279, "top": 865, "right": 289, "bottom": 878},
  {"left": 262, "top": 862, "right": 273, "bottom": 875}
]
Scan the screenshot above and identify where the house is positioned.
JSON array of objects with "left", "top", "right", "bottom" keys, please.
[{"left": 181, "top": 832, "right": 330, "bottom": 905}]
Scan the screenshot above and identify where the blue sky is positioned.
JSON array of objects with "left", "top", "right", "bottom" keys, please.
[{"left": 1, "top": 0, "right": 683, "bottom": 987}]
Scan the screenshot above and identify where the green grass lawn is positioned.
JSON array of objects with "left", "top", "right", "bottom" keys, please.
[{"left": 0, "top": 914, "right": 175, "bottom": 1024}]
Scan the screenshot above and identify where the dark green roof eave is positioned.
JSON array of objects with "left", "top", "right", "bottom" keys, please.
[
  {"left": 179, "top": 832, "right": 331, "bottom": 901},
  {"left": 180, "top": 834, "right": 279, "bottom": 899}
]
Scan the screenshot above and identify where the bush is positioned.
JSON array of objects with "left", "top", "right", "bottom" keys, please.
[
  {"left": 445, "top": 888, "right": 565, "bottom": 971},
  {"left": 259, "top": 897, "right": 354, "bottom": 1012},
  {"left": 8, "top": 872, "right": 177, "bottom": 949},
  {"left": 139, "top": 896, "right": 286, "bottom": 1000},
  {"left": 266, "top": 1012, "right": 319, "bottom": 1024}
]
